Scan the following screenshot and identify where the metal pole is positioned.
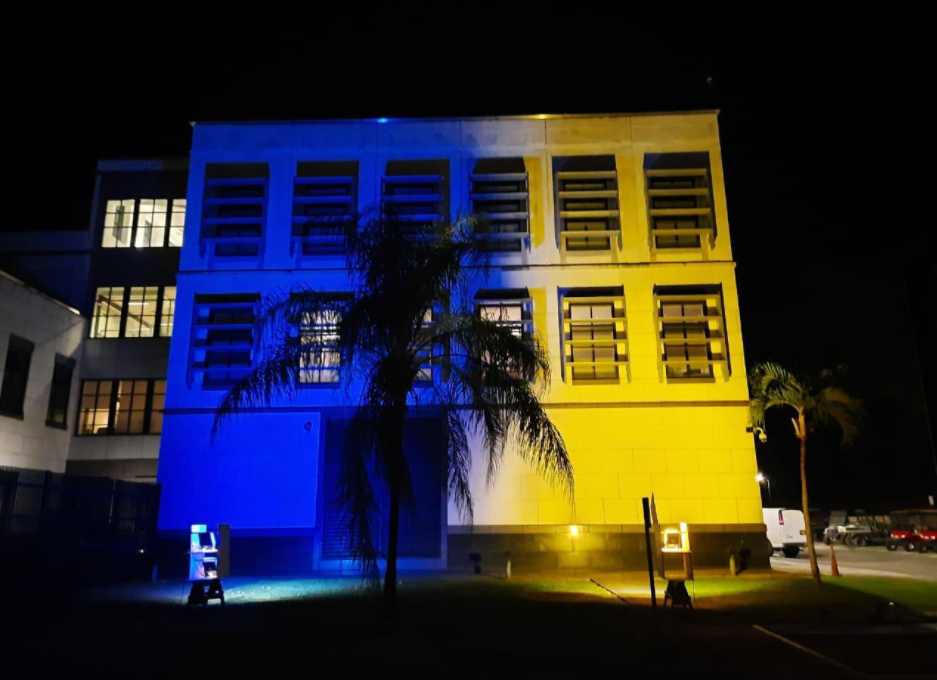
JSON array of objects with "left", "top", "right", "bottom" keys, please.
[{"left": 642, "top": 497, "right": 657, "bottom": 609}]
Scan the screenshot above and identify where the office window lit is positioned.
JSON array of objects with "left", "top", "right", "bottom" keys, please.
[
  {"left": 102, "top": 200, "right": 135, "bottom": 248},
  {"left": 90, "top": 286, "right": 175, "bottom": 339},
  {"left": 77, "top": 378, "right": 165, "bottom": 435}
]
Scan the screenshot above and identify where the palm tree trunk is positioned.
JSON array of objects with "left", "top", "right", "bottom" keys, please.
[
  {"left": 799, "top": 412, "right": 821, "bottom": 585},
  {"left": 383, "top": 480, "right": 401, "bottom": 614}
]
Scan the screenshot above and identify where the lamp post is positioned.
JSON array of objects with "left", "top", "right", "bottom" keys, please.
[{"left": 756, "top": 472, "right": 773, "bottom": 506}]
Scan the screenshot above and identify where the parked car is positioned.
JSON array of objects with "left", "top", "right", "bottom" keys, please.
[
  {"left": 763, "top": 508, "right": 808, "bottom": 558},
  {"left": 887, "top": 510, "right": 937, "bottom": 552}
]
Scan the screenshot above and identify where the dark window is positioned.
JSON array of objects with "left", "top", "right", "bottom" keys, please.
[
  {"left": 0, "top": 335, "right": 34, "bottom": 418},
  {"left": 553, "top": 156, "right": 620, "bottom": 251},
  {"left": 46, "top": 354, "right": 76, "bottom": 429},
  {"left": 201, "top": 163, "right": 268, "bottom": 259},
  {"left": 190, "top": 294, "right": 260, "bottom": 389},
  {"left": 470, "top": 158, "right": 529, "bottom": 252},
  {"left": 292, "top": 161, "right": 358, "bottom": 256},
  {"left": 644, "top": 152, "right": 716, "bottom": 252},
  {"left": 382, "top": 159, "right": 448, "bottom": 236}
]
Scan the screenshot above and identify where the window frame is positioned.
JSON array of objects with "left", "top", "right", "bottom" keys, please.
[
  {"left": 0, "top": 334, "right": 34, "bottom": 419},
  {"left": 75, "top": 378, "right": 166, "bottom": 436},
  {"left": 89, "top": 285, "right": 176, "bottom": 340},
  {"left": 45, "top": 354, "right": 76, "bottom": 430},
  {"left": 654, "top": 285, "right": 730, "bottom": 383},
  {"left": 559, "top": 288, "right": 629, "bottom": 384},
  {"left": 101, "top": 198, "right": 186, "bottom": 249}
]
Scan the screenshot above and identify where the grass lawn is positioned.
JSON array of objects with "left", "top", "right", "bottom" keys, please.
[
  {"left": 827, "top": 576, "right": 937, "bottom": 612},
  {"left": 5, "top": 573, "right": 910, "bottom": 679}
]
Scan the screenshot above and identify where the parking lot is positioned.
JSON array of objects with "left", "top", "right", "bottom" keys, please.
[{"left": 772, "top": 543, "right": 937, "bottom": 581}]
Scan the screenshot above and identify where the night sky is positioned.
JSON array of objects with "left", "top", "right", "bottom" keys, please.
[{"left": 3, "top": 9, "right": 934, "bottom": 510}]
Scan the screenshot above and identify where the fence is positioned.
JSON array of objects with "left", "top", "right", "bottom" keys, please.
[{"left": 0, "top": 465, "right": 160, "bottom": 541}]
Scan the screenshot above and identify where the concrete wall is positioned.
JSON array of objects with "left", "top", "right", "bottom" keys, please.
[
  {"left": 159, "top": 114, "right": 763, "bottom": 557},
  {"left": 0, "top": 271, "right": 84, "bottom": 471}
]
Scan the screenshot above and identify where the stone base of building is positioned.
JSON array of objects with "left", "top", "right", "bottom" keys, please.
[{"left": 447, "top": 524, "right": 770, "bottom": 572}]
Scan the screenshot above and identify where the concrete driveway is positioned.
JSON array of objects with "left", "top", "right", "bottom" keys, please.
[{"left": 772, "top": 543, "right": 937, "bottom": 581}]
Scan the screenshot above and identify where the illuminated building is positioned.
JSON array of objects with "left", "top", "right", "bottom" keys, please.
[{"left": 157, "top": 113, "right": 766, "bottom": 570}]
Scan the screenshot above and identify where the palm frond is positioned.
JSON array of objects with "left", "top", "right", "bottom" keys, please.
[{"left": 813, "top": 386, "right": 865, "bottom": 447}]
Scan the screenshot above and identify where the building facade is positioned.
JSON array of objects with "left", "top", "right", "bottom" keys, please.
[
  {"left": 0, "top": 159, "right": 188, "bottom": 481},
  {"left": 0, "top": 270, "right": 84, "bottom": 472},
  {"left": 157, "top": 112, "right": 765, "bottom": 571}
]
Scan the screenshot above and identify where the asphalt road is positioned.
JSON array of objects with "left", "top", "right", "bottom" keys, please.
[{"left": 772, "top": 542, "right": 937, "bottom": 581}]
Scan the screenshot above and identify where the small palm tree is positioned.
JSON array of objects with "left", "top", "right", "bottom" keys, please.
[
  {"left": 749, "top": 362, "right": 864, "bottom": 585},
  {"left": 214, "top": 216, "right": 573, "bottom": 611}
]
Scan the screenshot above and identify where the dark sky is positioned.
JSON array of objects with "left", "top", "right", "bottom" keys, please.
[{"left": 3, "top": 8, "right": 935, "bottom": 510}]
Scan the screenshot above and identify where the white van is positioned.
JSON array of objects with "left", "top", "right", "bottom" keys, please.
[{"left": 763, "top": 508, "right": 808, "bottom": 557}]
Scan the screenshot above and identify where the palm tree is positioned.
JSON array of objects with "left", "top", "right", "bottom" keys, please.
[
  {"left": 213, "top": 216, "right": 573, "bottom": 611},
  {"left": 749, "top": 362, "right": 863, "bottom": 585}
]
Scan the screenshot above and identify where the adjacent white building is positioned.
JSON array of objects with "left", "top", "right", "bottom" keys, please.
[{"left": 0, "top": 270, "right": 84, "bottom": 472}]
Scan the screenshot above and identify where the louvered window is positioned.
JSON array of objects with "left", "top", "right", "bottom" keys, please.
[
  {"left": 645, "top": 152, "right": 716, "bottom": 253},
  {"left": 189, "top": 294, "right": 259, "bottom": 389},
  {"left": 554, "top": 156, "right": 620, "bottom": 251},
  {"left": 292, "top": 161, "right": 357, "bottom": 257},
  {"left": 200, "top": 164, "right": 268, "bottom": 261},
  {"left": 560, "top": 288, "right": 628, "bottom": 383},
  {"left": 655, "top": 285, "right": 729, "bottom": 381},
  {"left": 382, "top": 160, "right": 448, "bottom": 236},
  {"left": 470, "top": 158, "right": 529, "bottom": 252}
]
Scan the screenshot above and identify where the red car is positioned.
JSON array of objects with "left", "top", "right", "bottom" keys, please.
[{"left": 886, "top": 529, "right": 937, "bottom": 552}]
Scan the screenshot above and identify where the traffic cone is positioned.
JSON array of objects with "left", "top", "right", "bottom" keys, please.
[{"left": 829, "top": 544, "right": 841, "bottom": 577}]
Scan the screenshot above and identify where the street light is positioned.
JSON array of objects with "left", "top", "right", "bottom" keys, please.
[{"left": 756, "top": 472, "right": 773, "bottom": 506}]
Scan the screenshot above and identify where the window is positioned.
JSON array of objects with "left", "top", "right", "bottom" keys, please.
[
  {"left": 189, "top": 294, "right": 259, "bottom": 389},
  {"left": 90, "top": 286, "right": 175, "bottom": 339},
  {"left": 475, "top": 289, "right": 533, "bottom": 341},
  {"left": 553, "top": 156, "right": 620, "bottom": 251},
  {"left": 76, "top": 379, "right": 165, "bottom": 435},
  {"left": 169, "top": 199, "right": 186, "bottom": 247},
  {"left": 296, "top": 306, "right": 343, "bottom": 385},
  {"left": 414, "top": 308, "right": 436, "bottom": 383},
  {"left": 382, "top": 160, "right": 448, "bottom": 236},
  {"left": 470, "top": 158, "right": 529, "bottom": 252},
  {"left": 654, "top": 285, "right": 729, "bottom": 381},
  {"left": 292, "top": 161, "right": 357, "bottom": 257},
  {"left": 46, "top": 354, "right": 76, "bottom": 429},
  {"left": 102, "top": 200, "right": 135, "bottom": 248},
  {"left": 0, "top": 335, "right": 34, "bottom": 418},
  {"left": 101, "top": 198, "right": 185, "bottom": 248},
  {"left": 200, "top": 164, "right": 268, "bottom": 260},
  {"left": 560, "top": 288, "right": 628, "bottom": 383},
  {"left": 645, "top": 153, "right": 716, "bottom": 253}
]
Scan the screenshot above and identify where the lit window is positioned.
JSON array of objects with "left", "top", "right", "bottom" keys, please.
[
  {"left": 78, "top": 380, "right": 112, "bottom": 434},
  {"left": 560, "top": 288, "right": 628, "bottom": 383},
  {"left": 46, "top": 354, "right": 76, "bottom": 429},
  {"left": 470, "top": 158, "right": 529, "bottom": 252},
  {"left": 113, "top": 379, "right": 149, "bottom": 434},
  {"left": 645, "top": 153, "right": 716, "bottom": 253},
  {"left": 169, "top": 199, "right": 186, "bottom": 247},
  {"left": 0, "top": 335, "right": 34, "bottom": 418},
  {"left": 90, "top": 286, "right": 175, "bottom": 339},
  {"left": 91, "top": 287, "right": 125, "bottom": 338},
  {"left": 135, "top": 199, "right": 168, "bottom": 248},
  {"left": 190, "top": 294, "right": 259, "bottom": 389},
  {"left": 102, "top": 200, "right": 135, "bottom": 248},
  {"left": 160, "top": 287, "right": 176, "bottom": 337},
  {"left": 297, "top": 307, "right": 342, "bottom": 384},
  {"left": 77, "top": 379, "right": 165, "bottom": 435},
  {"left": 125, "top": 287, "right": 160, "bottom": 338},
  {"left": 553, "top": 156, "right": 620, "bottom": 251},
  {"left": 475, "top": 289, "right": 534, "bottom": 379},
  {"left": 655, "top": 285, "right": 729, "bottom": 381}
]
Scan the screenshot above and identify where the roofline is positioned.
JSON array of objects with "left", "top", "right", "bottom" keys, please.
[
  {"left": 0, "top": 269, "right": 82, "bottom": 316},
  {"left": 96, "top": 157, "right": 189, "bottom": 172},
  {"left": 190, "top": 109, "right": 721, "bottom": 128}
]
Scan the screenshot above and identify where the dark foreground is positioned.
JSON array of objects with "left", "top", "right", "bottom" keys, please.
[{"left": 7, "top": 572, "right": 937, "bottom": 679}]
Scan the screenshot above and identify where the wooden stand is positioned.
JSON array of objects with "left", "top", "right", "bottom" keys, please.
[{"left": 187, "top": 578, "right": 225, "bottom": 607}]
